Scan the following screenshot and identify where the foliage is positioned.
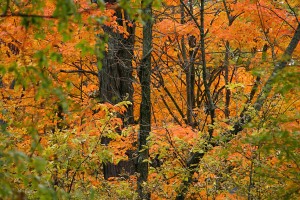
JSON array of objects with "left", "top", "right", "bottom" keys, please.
[{"left": 0, "top": 0, "right": 299, "bottom": 199}]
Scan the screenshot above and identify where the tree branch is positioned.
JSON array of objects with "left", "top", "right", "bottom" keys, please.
[{"left": 59, "top": 69, "right": 98, "bottom": 76}]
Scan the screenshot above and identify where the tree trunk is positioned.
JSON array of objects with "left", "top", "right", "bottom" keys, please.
[
  {"left": 99, "top": 9, "right": 135, "bottom": 125},
  {"left": 137, "top": 0, "right": 153, "bottom": 199},
  {"left": 98, "top": 7, "right": 136, "bottom": 179},
  {"left": 224, "top": 41, "right": 230, "bottom": 119}
]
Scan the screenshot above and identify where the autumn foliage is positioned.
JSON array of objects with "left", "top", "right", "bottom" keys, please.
[{"left": 0, "top": 0, "right": 299, "bottom": 199}]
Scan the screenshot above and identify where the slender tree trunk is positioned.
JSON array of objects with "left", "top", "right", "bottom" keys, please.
[
  {"left": 188, "top": 0, "right": 196, "bottom": 125},
  {"left": 0, "top": 76, "right": 3, "bottom": 88},
  {"left": 137, "top": 0, "right": 153, "bottom": 199},
  {"left": 199, "top": 0, "right": 215, "bottom": 139},
  {"left": 180, "top": 3, "right": 192, "bottom": 125},
  {"left": 224, "top": 41, "right": 230, "bottom": 119},
  {"left": 180, "top": 1, "right": 196, "bottom": 126}
]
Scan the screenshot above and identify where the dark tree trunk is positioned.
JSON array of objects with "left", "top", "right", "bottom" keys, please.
[
  {"left": 224, "top": 41, "right": 230, "bottom": 119},
  {"left": 137, "top": 0, "right": 153, "bottom": 199},
  {"left": 102, "top": 151, "right": 136, "bottom": 180},
  {"left": 99, "top": 9, "right": 135, "bottom": 125},
  {"left": 187, "top": 0, "right": 196, "bottom": 126},
  {"left": 181, "top": 0, "right": 197, "bottom": 127},
  {"left": 0, "top": 76, "right": 3, "bottom": 88},
  {"left": 98, "top": 7, "right": 136, "bottom": 179}
]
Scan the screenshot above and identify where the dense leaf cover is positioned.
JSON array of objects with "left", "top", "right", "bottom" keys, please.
[{"left": 0, "top": 0, "right": 299, "bottom": 199}]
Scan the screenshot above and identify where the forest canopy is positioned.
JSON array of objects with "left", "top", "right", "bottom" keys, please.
[{"left": 0, "top": 0, "right": 299, "bottom": 199}]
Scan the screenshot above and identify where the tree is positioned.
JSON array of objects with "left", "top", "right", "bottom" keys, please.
[
  {"left": 176, "top": 22, "right": 300, "bottom": 199},
  {"left": 95, "top": 0, "right": 136, "bottom": 180},
  {"left": 0, "top": 0, "right": 299, "bottom": 199},
  {"left": 98, "top": 2, "right": 135, "bottom": 125},
  {"left": 136, "top": 0, "right": 153, "bottom": 198},
  {"left": 146, "top": 0, "right": 299, "bottom": 198}
]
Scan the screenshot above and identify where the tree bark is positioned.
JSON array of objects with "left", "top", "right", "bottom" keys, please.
[
  {"left": 137, "top": 0, "right": 153, "bottom": 199},
  {"left": 99, "top": 8, "right": 135, "bottom": 125},
  {"left": 98, "top": 6, "right": 136, "bottom": 179},
  {"left": 180, "top": 0, "right": 196, "bottom": 126},
  {"left": 224, "top": 41, "right": 230, "bottom": 119}
]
